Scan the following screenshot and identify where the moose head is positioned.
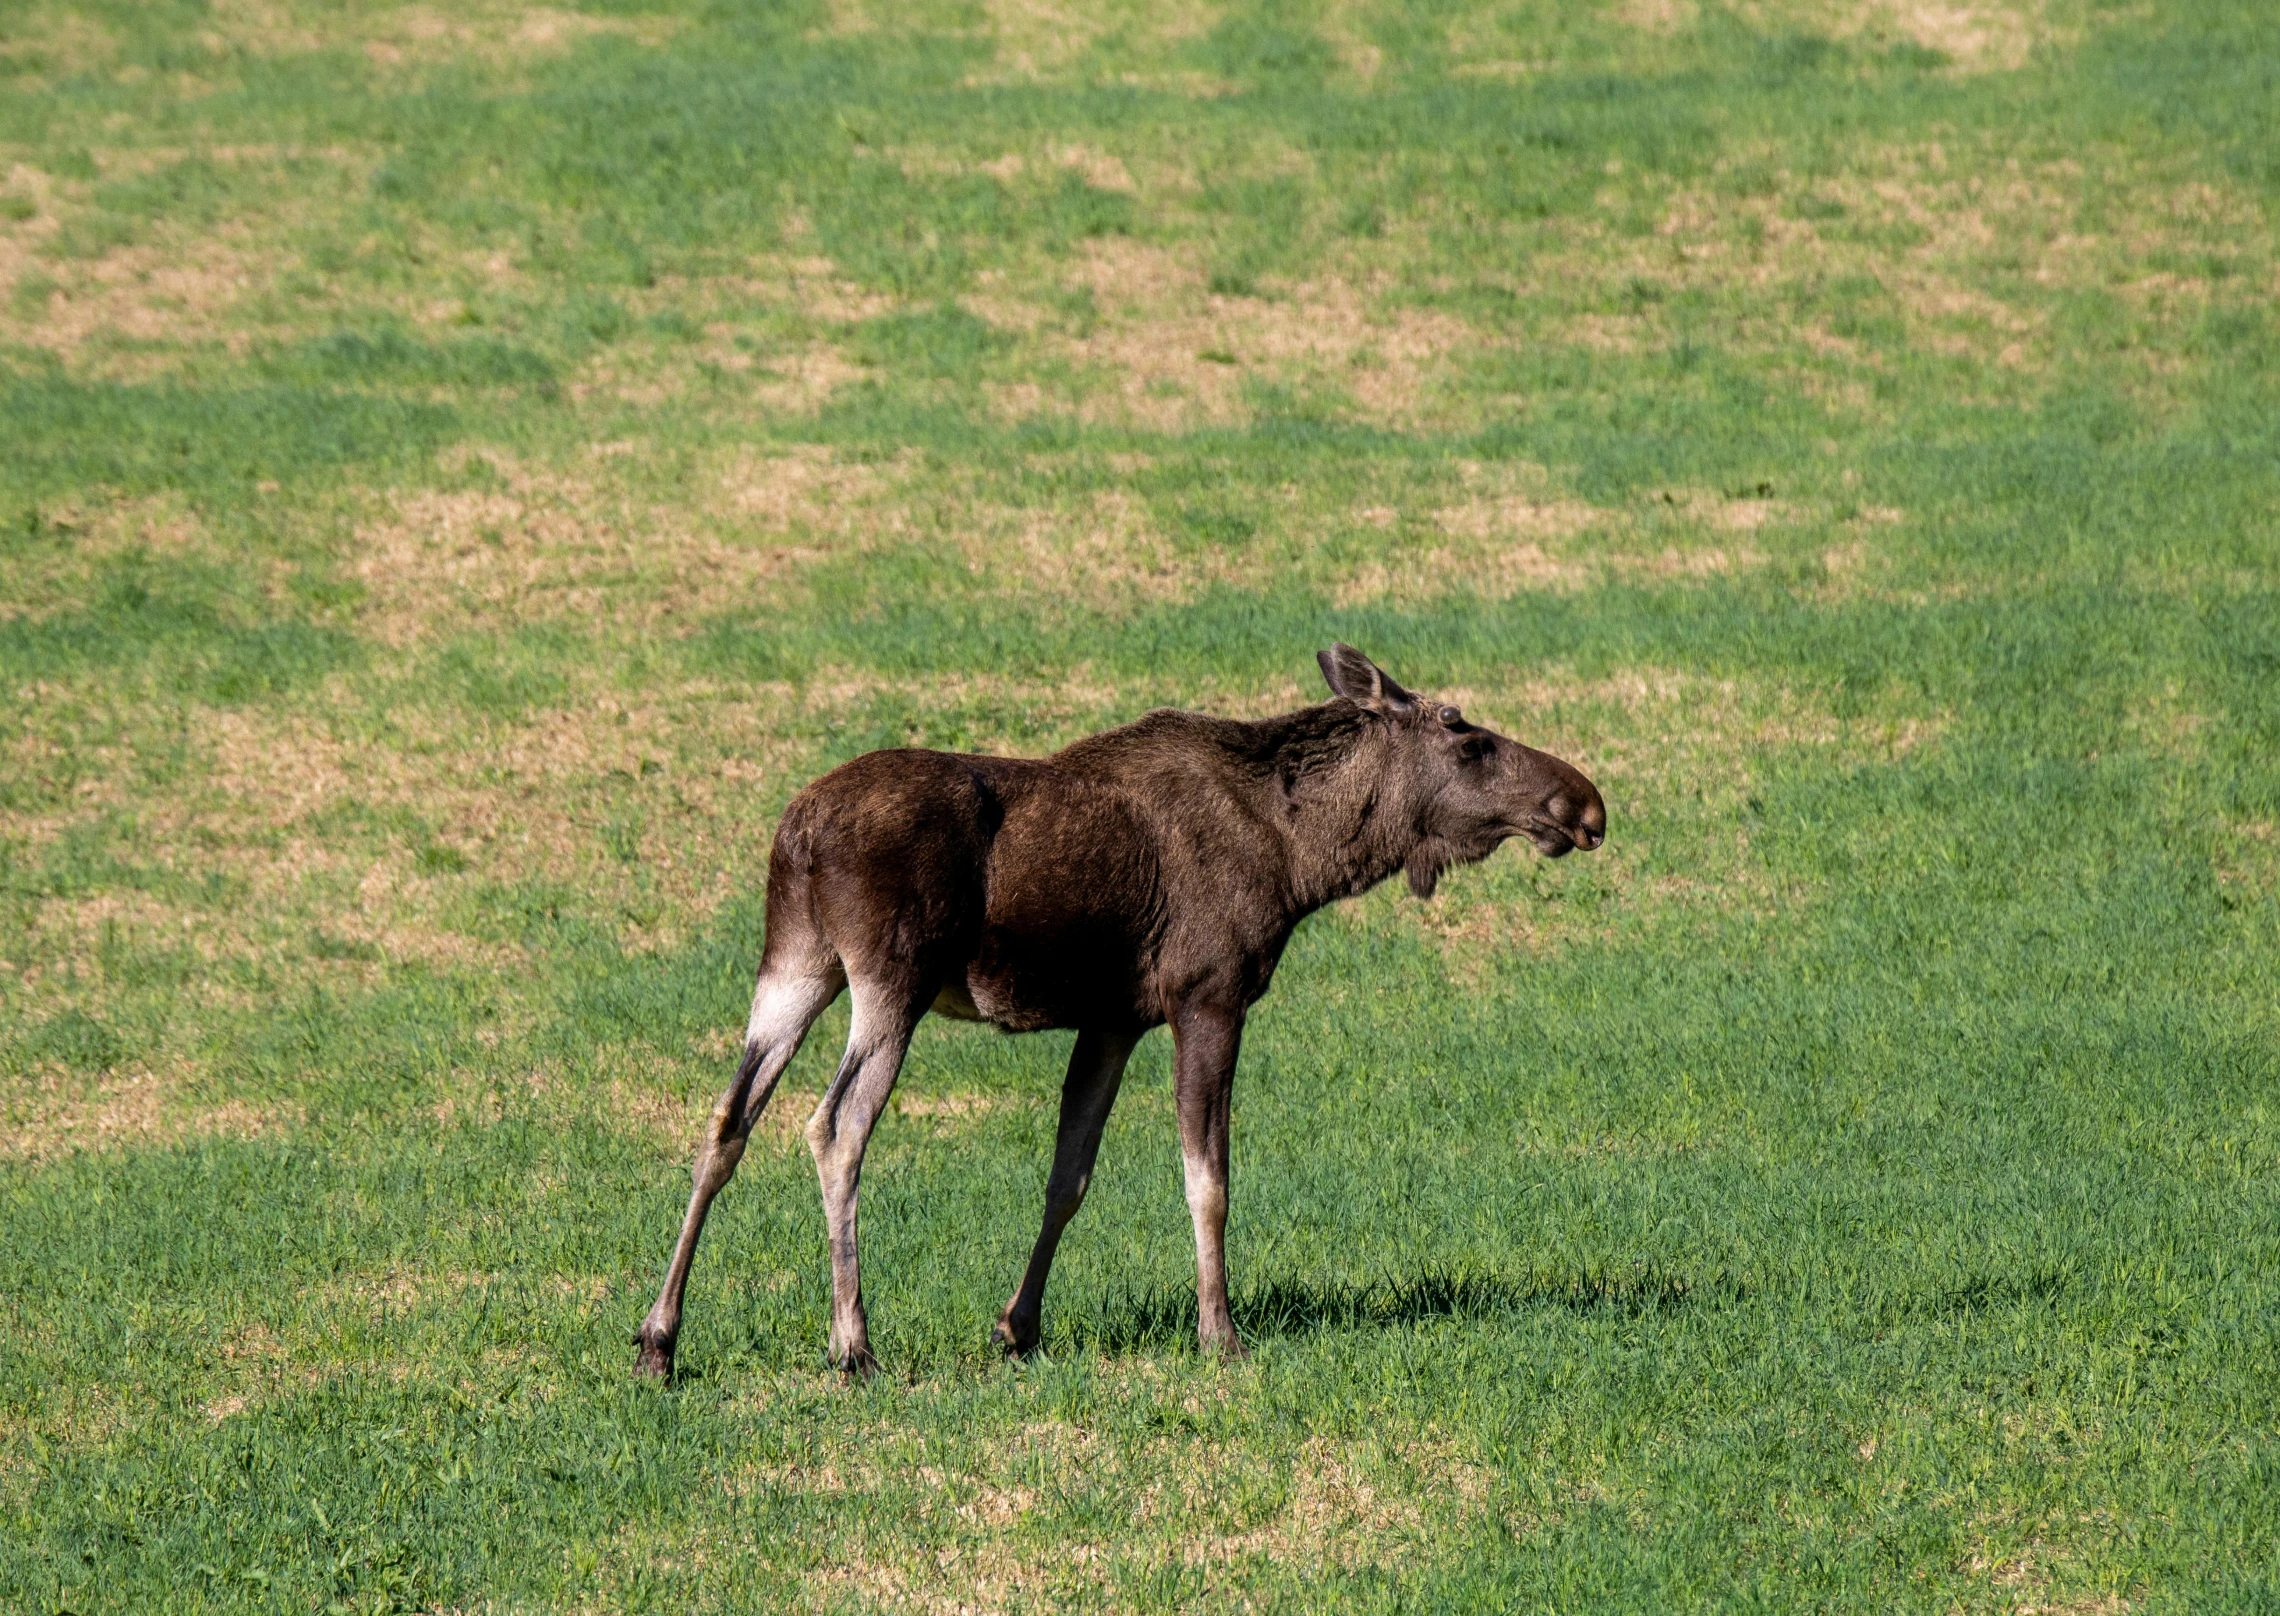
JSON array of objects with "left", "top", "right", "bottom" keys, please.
[{"left": 1315, "top": 643, "right": 1606, "bottom": 897}]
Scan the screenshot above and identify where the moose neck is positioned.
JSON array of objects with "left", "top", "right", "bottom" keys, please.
[{"left": 1251, "top": 705, "right": 1429, "bottom": 919}]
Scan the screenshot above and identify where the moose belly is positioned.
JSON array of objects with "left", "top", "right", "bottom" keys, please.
[
  {"left": 956, "top": 916, "right": 1153, "bottom": 1033},
  {"left": 930, "top": 974, "right": 1080, "bottom": 1034}
]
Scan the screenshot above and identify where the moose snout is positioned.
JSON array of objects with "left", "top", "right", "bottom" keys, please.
[
  {"left": 1505, "top": 747, "right": 1607, "bottom": 860},
  {"left": 1541, "top": 773, "right": 1607, "bottom": 855},
  {"left": 1567, "top": 787, "right": 1606, "bottom": 851}
]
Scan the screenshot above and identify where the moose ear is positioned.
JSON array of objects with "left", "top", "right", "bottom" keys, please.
[{"left": 1316, "top": 644, "right": 1415, "bottom": 711}]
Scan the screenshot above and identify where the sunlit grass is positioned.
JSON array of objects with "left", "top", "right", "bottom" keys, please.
[{"left": 2, "top": 0, "right": 2277, "bottom": 1610}]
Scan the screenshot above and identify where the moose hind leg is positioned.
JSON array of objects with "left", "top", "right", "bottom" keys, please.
[
  {"left": 805, "top": 977, "right": 923, "bottom": 1375},
  {"left": 635, "top": 963, "right": 843, "bottom": 1380},
  {"left": 995, "top": 1027, "right": 1140, "bottom": 1358}
]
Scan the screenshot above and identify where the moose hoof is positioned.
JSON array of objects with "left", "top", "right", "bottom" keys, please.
[
  {"left": 632, "top": 1332, "right": 676, "bottom": 1381},
  {"left": 1201, "top": 1332, "right": 1249, "bottom": 1362},
  {"left": 992, "top": 1314, "right": 1040, "bottom": 1359},
  {"left": 829, "top": 1343, "right": 881, "bottom": 1379}
]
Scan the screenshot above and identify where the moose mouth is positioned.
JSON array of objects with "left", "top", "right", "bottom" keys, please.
[{"left": 1514, "top": 818, "right": 1600, "bottom": 858}]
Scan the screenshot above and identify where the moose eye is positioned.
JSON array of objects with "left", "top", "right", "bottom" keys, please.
[{"left": 1438, "top": 705, "right": 1462, "bottom": 726}]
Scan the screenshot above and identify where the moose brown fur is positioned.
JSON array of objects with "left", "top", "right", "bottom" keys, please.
[{"left": 635, "top": 646, "right": 1605, "bottom": 1377}]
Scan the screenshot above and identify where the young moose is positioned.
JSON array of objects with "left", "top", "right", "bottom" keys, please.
[{"left": 635, "top": 646, "right": 1605, "bottom": 1377}]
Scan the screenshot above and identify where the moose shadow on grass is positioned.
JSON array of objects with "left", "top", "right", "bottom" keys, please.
[{"left": 1059, "top": 1262, "right": 1727, "bottom": 1356}]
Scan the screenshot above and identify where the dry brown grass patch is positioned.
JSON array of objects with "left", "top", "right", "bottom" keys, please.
[
  {"left": 751, "top": 342, "right": 868, "bottom": 412},
  {"left": 4, "top": 1063, "right": 299, "bottom": 1165},
  {"left": 973, "top": 0, "right": 1104, "bottom": 81},
  {"left": 352, "top": 481, "right": 572, "bottom": 643},
  {"left": 0, "top": 9, "right": 123, "bottom": 78},
  {"left": 601, "top": 1071, "right": 697, "bottom": 1148},
  {"left": 14, "top": 887, "right": 310, "bottom": 1017},
  {"left": 0, "top": 230, "right": 274, "bottom": 370},
  {"left": 733, "top": 252, "right": 901, "bottom": 323},
  {"left": 1072, "top": 236, "right": 1196, "bottom": 303},
  {"left": 1332, "top": 476, "right": 1793, "bottom": 607},
  {"left": 253, "top": 845, "right": 532, "bottom": 978},
  {"left": 107, "top": 676, "right": 812, "bottom": 992},
  {"left": 1314, "top": 3, "right": 1386, "bottom": 87},
  {"left": 1960, "top": 1529, "right": 2126, "bottom": 1613},
  {"left": 1527, "top": 140, "right": 2266, "bottom": 390},
  {"left": 893, "top": 1091, "right": 1004, "bottom": 1122},
  {"left": 983, "top": 378, "right": 1050, "bottom": 421},
  {"left": 2121, "top": 684, "right": 2210, "bottom": 760},
  {"left": 964, "top": 144, "right": 1138, "bottom": 194},
  {"left": 8, "top": 792, "right": 529, "bottom": 1018},
  {"left": 726, "top": 1420, "right": 1499, "bottom": 1603},
  {"left": 1166, "top": 1434, "right": 1494, "bottom": 1569},
  {"left": 1660, "top": 488, "right": 1796, "bottom": 532},
  {"left": 961, "top": 0, "right": 1218, "bottom": 86},
  {"left": 1734, "top": 0, "right": 2075, "bottom": 73},
  {"left": 598, "top": 1055, "right": 813, "bottom": 1155},
  {"left": 2214, "top": 820, "right": 2278, "bottom": 900},
  {"left": 568, "top": 330, "right": 867, "bottom": 413},
  {"left": 715, "top": 444, "right": 897, "bottom": 532},
  {"left": 1062, "top": 239, "right": 1496, "bottom": 431},
  {"left": 963, "top": 274, "right": 1056, "bottom": 335},
  {"left": 957, "top": 489, "right": 1237, "bottom": 609},
  {"left": 209, "top": 3, "right": 684, "bottom": 66},
  {"left": 351, "top": 447, "right": 878, "bottom": 644},
  {"left": 1334, "top": 496, "right": 1601, "bottom": 604},
  {"left": 348, "top": 691, "right": 799, "bottom": 916},
  {"left": 1101, "top": 67, "right": 1244, "bottom": 96},
  {"left": 203, "top": 706, "right": 354, "bottom": 824},
  {"left": 1440, "top": 491, "right": 1612, "bottom": 542},
  {"left": 1618, "top": 0, "right": 1699, "bottom": 31}
]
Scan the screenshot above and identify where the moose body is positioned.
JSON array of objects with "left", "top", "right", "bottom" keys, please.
[{"left": 635, "top": 647, "right": 1605, "bottom": 1377}]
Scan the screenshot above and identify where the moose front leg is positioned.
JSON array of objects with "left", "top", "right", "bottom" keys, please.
[
  {"left": 995, "top": 1026, "right": 1141, "bottom": 1357},
  {"left": 1172, "top": 1001, "right": 1246, "bottom": 1358}
]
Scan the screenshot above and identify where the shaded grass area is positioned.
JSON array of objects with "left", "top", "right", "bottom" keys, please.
[{"left": 3, "top": 0, "right": 2280, "bottom": 1610}]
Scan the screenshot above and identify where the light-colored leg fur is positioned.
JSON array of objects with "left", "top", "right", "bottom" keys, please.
[
  {"left": 1173, "top": 1006, "right": 1246, "bottom": 1358},
  {"left": 994, "top": 1027, "right": 1140, "bottom": 1357},
  {"left": 634, "top": 961, "right": 843, "bottom": 1379},
  {"left": 805, "top": 978, "right": 923, "bottom": 1375}
]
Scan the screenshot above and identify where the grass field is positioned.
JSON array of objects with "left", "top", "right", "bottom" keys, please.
[{"left": 3, "top": 0, "right": 2278, "bottom": 1609}]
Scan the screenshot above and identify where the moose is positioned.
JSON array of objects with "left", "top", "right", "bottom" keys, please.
[{"left": 635, "top": 645, "right": 1605, "bottom": 1378}]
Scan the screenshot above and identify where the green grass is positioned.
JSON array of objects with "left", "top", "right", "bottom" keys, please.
[{"left": 3, "top": 0, "right": 2278, "bottom": 1609}]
